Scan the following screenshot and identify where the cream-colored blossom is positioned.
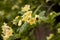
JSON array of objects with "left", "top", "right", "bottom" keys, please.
[
  {"left": 22, "top": 11, "right": 32, "bottom": 22},
  {"left": 12, "top": 5, "right": 19, "bottom": 10},
  {"left": 18, "top": 20, "right": 22, "bottom": 26},
  {"left": 22, "top": 11, "right": 32, "bottom": 17},
  {"left": 1, "top": 23, "right": 13, "bottom": 40},
  {"left": 21, "top": 5, "right": 30, "bottom": 12},
  {"left": 22, "top": 16, "right": 28, "bottom": 22},
  {"left": 13, "top": 19, "right": 17, "bottom": 25},
  {"left": 29, "top": 18, "right": 36, "bottom": 25},
  {"left": 3, "top": 36, "right": 8, "bottom": 40},
  {"left": 46, "top": 34, "right": 54, "bottom": 40},
  {"left": 2, "top": 23, "right": 9, "bottom": 34},
  {"left": 25, "top": 11, "right": 32, "bottom": 17}
]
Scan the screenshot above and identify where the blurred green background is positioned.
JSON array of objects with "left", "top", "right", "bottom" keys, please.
[{"left": 0, "top": 0, "right": 60, "bottom": 40}]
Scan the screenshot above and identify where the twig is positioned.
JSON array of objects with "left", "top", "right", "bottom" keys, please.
[{"left": 46, "top": 3, "right": 56, "bottom": 16}]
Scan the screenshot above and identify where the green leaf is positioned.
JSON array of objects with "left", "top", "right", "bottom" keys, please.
[
  {"left": 39, "top": 11, "right": 46, "bottom": 16},
  {"left": 19, "top": 22, "right": 28, "bottom": 34},
  {"left": 19, "top": 22, "right": 34, "bottom": 38}
]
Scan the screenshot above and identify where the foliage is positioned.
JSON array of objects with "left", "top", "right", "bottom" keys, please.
[{"left": 0, "top": 0, "right": 60, "bottom": 40}]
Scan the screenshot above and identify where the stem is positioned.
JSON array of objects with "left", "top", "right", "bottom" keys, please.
[
  {"left": 33, "top": 4, "right": 43, "bottom": 15},
  {"left": 46, "top": 3, "right": 56, "bottom": 16}
]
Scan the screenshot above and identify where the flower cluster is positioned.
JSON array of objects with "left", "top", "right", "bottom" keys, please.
[
  {"left": 1, "top": 23, "right": 13, "bottom": 40},
  {"left": 1, "top": 4, "right": 60, "bottom": 40},
  {"left": 13, "top": 5, "right": 40, "bottom": 26}
]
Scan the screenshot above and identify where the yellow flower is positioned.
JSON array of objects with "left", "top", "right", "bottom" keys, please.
[
  {"left": 6, "top": 30, "right": 13, "bottom": 37},
  {"left": 3, "top": 36, "right": 8, "bottom": 40},
  {"left": 1, "top": 23, "right": 13, "bottom": 40},
  {"left": 29, "top": 18, "right": 36, "bottom": 25},
  {"left": 13, "top": 19, "right": 17, "bottom": 25},
  {"left": 46, "top": 34, "right": 54, "bottom": 40},
  {"left": 22, "top": 16, "right": 28, "bottom": 22},
  {"left": 22, "top": 11, "right": 32, "bottom": 22},
  {"left": 12, "top": 5, "right": 19, "bottom": 10},
  {"left": 25, "top": 11, "right": 32, "bottom": 17},
  {"left": 2, "top": 23, "right": 10, "bottom": 34},
  {"left": 21, "top": 5, "right": 30, "bottom": 12},
  {"left": 18, "top": 20, "right": 22, "bottom": 26}
]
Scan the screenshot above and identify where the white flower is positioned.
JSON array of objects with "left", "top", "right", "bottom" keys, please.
[{"left": 18, "top": 20, "right": 22, "bottom": 26}]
